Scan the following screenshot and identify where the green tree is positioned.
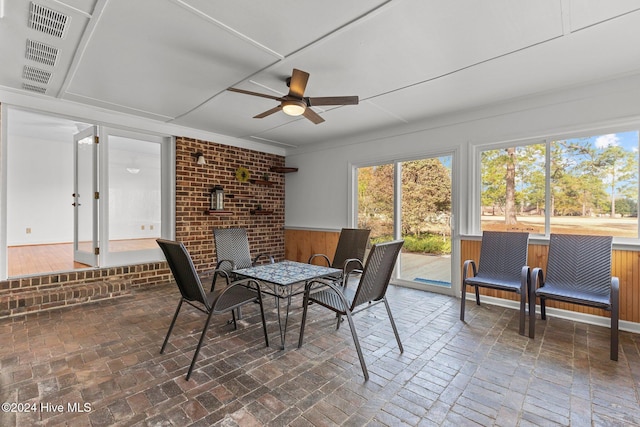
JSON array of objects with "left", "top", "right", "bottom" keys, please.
[
  {"left": 598, "top": 145, "right": 638, "bottom": 217},
  {"left": 401, "top": 159, "right": 451, "bottom": 237}
]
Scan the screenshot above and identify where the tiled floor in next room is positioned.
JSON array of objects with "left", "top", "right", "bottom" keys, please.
[{"left": 1, "top": 282, "right": 639, "bottom": 426}]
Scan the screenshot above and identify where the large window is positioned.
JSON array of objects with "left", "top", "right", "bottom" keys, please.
[{"left": 480, "top": 131, "right": 639, "bottom": 238}]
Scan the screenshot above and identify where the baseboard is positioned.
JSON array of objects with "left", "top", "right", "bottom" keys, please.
[{"left": 468, "top": 294, "right": 640, "bottom": 334}]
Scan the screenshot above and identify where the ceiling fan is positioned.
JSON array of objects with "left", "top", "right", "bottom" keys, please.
[{"left": 227, "top": 68, "right": 359, "bottom": 124}]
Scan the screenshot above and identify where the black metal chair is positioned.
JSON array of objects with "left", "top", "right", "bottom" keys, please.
[
  {"left": 308, "top": 228, "right": 371, "bottom": 278},
  {"left": 298, "top": 240, "right": 404, "bottom": 381},
  {"left": 212, "top": 228, "right": 274, "bottom": 290},
  {"left": 460, "top": 231, "right": 530, "bottom": 336},
  {"left": 529, "top": 234, "right": 619, "bottom": 360},
  {"left": 157, "top": 239, "right": 269, "bottom": 380}
]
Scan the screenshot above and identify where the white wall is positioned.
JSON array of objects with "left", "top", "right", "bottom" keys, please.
[
  {"left": 7, "top": 134, "right": 73, "bottom": 245},
  {"left": 284, "top": 73, "right": 640, "bottom": 232},
  {"left": 6, "top": 123, "right": 164, "bottom": 246}
]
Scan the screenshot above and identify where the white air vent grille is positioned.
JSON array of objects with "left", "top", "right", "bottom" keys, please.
[
  {"left": 23, "top": 65, "right": 51, "bottom": 84},
  {"left": 25, "top": 39, "right": 58, "bottom": 66},
  {"left": 22, "top": 83, "right": 47, "bottom": 94},
  {"left": 29, "top": 2, "right": 69, "bottom": 38}
]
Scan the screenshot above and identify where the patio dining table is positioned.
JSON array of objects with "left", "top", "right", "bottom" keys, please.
[{"left": 233, "top": 260, "right": 341, "bottom": 349}]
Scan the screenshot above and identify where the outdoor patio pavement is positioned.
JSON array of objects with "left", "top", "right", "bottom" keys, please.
[{"left": 1, "top": 281, "right": 639, "bottom": 426}]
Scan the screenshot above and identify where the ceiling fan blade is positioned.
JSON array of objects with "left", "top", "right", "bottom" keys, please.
[
  {"left": 253, "top": 106, "right": 282, "bottom": 118},
  {"left": 302, "top": 107, "right": 325, "bottom": 124},
  {"left": 288, "top": 69, "right": 309, "bottom": 98},
  {"left": 306, "top": 96, "right": 359, "bottom": 106},
  {"left": 228, "top": 87, "right": 282, "bottom": 101}
]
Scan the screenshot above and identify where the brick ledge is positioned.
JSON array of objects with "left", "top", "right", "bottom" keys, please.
[{"left": 0, "top": 281, "right": 132, "bottom": 319}]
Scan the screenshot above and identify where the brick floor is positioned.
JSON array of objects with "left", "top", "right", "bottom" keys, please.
[{"left": 0, "top": 282, "right": 639, "bottom": 426}]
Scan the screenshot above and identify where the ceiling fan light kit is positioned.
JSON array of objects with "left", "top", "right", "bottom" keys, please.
[
  {"left": 282, "top": 99, "right": 306, "bottom": 116},
  {"left": 228, "top": 68, "right": 358, "bottom": 124}
]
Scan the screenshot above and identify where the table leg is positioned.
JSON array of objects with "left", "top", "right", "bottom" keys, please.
[{"left": 274, "top": 284, "right": 293, "bottom": 350}]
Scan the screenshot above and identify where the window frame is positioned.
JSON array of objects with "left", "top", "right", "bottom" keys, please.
[{"left": 472, "top": 126, "right": 640, "bottom": 246}]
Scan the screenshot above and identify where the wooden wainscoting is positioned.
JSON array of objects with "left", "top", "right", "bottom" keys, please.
[
  {"left": 284, "top": 228, "right": 341, "bottom": 265},
  {"left": 285, "top": 231, "right": 640, "bottom": 323},
  {"left": 461, "top": 238, "right": 640, "bottom": 324}
]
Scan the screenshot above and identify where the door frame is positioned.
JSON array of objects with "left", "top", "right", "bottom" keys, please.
[
  {"left": 73, "top": 125, "right": 99, "bottom": 267},
  {"left": 349, "top": 148, "right": 460, "bottom": 297}
]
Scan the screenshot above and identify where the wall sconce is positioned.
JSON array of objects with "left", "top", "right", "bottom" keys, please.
[
  {"left": 210, "top": 185, "right": 224, "bottom": 210},
  {"left": 194, "top": 152, "right": 206, "bottom": 165}
]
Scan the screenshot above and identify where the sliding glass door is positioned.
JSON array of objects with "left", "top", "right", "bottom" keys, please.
[{"left": 356, "top": 154, "right": 454, "bottom": 294}]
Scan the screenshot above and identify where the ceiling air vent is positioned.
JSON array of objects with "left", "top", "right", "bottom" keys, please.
[
  {"left": 25, "top": 39, "right": 58, "bottom": 66},
  {"left": 22, "top": 83, "right": 47, "bottom": 94},
  {"left": 23, "top": 65, "right": 51, "bottom": 84},
  {"left": 28, "top": 2, "right": 69, "bottom": 39}
]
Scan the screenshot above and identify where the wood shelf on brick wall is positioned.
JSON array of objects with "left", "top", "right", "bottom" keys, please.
[
  {"left": 205, "top": 210, "right": 233, "bottom": 215},
  {"left": 249, "top": 179, "right": 274, "bottom": 186},
  {"left": 269, "top": 166, "right": 298, "bottom": 173},
  {"left": 250, "top": 209, "right": 273, "bottom": 215}
]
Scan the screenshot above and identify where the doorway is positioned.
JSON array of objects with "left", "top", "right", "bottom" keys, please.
[
  {"left": 356, "top": 155, "right": 454, "bottom": 294},
  {"left": 2, "top": 107, "right": 172, "bottom": 278}
]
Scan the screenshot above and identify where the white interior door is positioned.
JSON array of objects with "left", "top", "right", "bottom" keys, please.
[{"left": 73, "top": 126, "right": 98, "bottom": 267}]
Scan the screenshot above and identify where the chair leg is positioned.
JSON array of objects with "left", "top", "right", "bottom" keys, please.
[
  {"left": 298, "top": 291, "right": 310, "bottom": 348},
  {"left": 256, "top": 291, "right": 269, "bottom": 348},
  {"left": 475, "top": 285, "right": 481, "bottom": 305},
  {"left": 611, "top": 283, "right": 619, "bottom": 361},
  {"left": 518, "top": 291, "right": 525, "bottom": 336},
  {"left": 344, "top": 309, "right": 369, "bottom": 381},
  {"left": 540, "top": 298, "right": 546, "bottom": 320},
  {"left": 383, "top": 298, "right": 403, "bottom": 353},
  {"left": 160, "top": 299, "right": 183, "bottom": 354},
  {"left": 210, "top": 272, "right": 218, "bottom": 293},
  {"left": 529, "top": 289, "right": 536, "bottom": 339},
  {"left": 231, "top": 309, "right": 237, "bottom": 330},
  {"left": 186, "top": 309, "right": 216, "bottom": 381},
  {"left": 460, "top": 282, "right": 467, "bottom": 321},
  {"left": 611, "top": 310, "right": 619, "bottom": 362}
]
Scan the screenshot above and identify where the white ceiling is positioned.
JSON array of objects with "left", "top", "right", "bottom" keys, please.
[{"left": 2, "top": 0, "right": 640, "bottom": 153}]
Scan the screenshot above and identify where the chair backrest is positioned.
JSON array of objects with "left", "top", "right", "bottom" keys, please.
[
  {"left": 332, "top": 228, "right": 371, "bottom": 269},
  {"left": 477, "top": 231, "right": 529, "bottom": 281},
  {"left": 545, "top": 234, "right": 613, "bottom": 297},
  {"left": 157, "top": 239, "right": 209, "bottom": 308},
  {"left": 213, "top": 228, "right": 253, "bottom": 271},
  {"left": 351, "top": 240, "right": 404, "bottom": 309}
]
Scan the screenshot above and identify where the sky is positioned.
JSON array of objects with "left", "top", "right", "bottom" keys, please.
[{"left": 591, "top": 131, "right": 639, "bottom": 152}]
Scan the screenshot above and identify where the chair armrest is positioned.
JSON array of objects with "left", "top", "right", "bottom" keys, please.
[
  {"left": 304, "top": 278, "right": 350, "bottom": 311},
  {"left": 611, "top": 276, "right": 620, "bottom": 303},
  {"left": 216, "top": 259, "right": 236, "bottom": 271},
  {"left": 253, "top": 253, "right": 275, "bottom": 265},
  {"left": 213, "top": 268, "right": 231, "bottom": 281},
  {"left": 343, "top": 268, "right": 363, "bottom": 289},
  {"left": 229, "top": 278, "right": 261, "bottom": 292},
  {"left": 308, "top": 253, "right": 331, "bottom": 266},
  {"left": 462, "top": 260, "right": 477, "bottom": 282},
  {"left": 530, "top": 267, "right": 544, "bottom": 303},
  {"left": 212, "top": 278, "right": 261, "bottom": 312},
  {"left": 343, "top": 258, "right": 364, "bottom": 274},
  {"left": 531, "top": 267, "right": 544, "bottom": 289},
  {"left": 521, "top": 265, "right": 531, "bottom": 287}
]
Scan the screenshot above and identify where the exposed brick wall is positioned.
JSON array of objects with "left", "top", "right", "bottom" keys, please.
[
  {"left": 0, "top": 134, "right": 286, "bottom": 318},
  {"left": 175, "top": 137, "right": 286, "bottom": 270}
]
